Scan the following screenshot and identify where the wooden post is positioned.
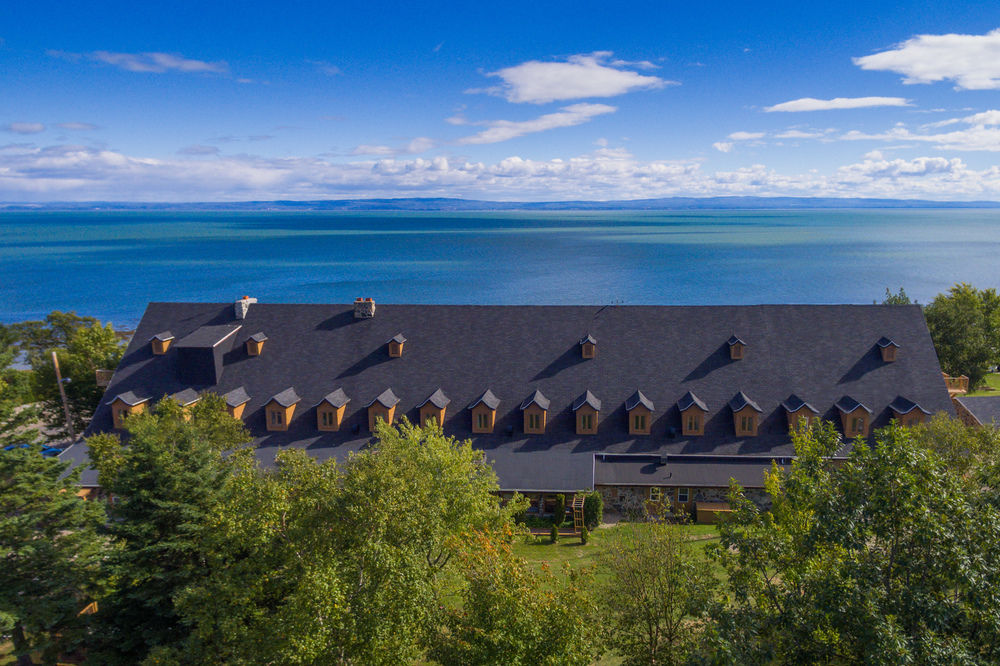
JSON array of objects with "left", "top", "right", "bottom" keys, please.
[{"left": 52, "top": 351, "right": 75, "bottom": 440}]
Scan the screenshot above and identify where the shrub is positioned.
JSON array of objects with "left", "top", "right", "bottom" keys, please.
[
  {"left": 580, "top": 526, "right": 589, "bottom": 545},
  {"left": 552, "top": 493, "right": 566, "bottom": 526},
  {"left": 550, "top": 524, "right": 559, "bottom": 543},
  {"left": 583, "top": 491, "right": 603, "bottom": 530}
]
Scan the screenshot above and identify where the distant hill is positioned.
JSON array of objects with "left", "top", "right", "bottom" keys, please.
[{"left": 4, "top": 196, "right": 1000, "bottom": 211}]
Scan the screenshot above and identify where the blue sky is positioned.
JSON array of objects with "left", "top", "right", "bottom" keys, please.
[{"left": 3, "top": 1, "right": 1000, "bottom": 201}]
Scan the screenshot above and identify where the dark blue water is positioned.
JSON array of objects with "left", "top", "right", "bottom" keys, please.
[{"left": 2, "top": 210, "right": 998, "bottom": 327}]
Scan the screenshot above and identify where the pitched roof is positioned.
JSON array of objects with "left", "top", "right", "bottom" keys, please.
[
  {"left": 580, "top": 333, "right": 597, "bottom": 345},
  {"left": 367, "top": 388, "right": 399, "bottom": 409},
  {"left": 728, "top": 391, "right": 762, "bottom": 413},
  {"left": 625, "top": 389, "right": 654, "bottom": 412},
  {"left": 317, "top": 388, "right": 350, "bottom": 409},
  {"left": 836, "top": 395, "right": 872, "bottom": 414},
  {"left": 418, "top": 388, "right": 450, "bottom": 409},
  {"left": 520, "top": 389, "right": 551, "bottom": 411},
  {"left": 677, "top": 390, "right": 708, "bottom": 412},
  {"left": 106, "top": 390, "right": 148, "bottom": 406},
  {"left": 955, "top": 396, "right": 1000, "bottom": 426},
  {"left": 151, "top": 330, "right": 174, "bottom": 342},
  {"left": 877, "top": 336, "right": 900, "bottom": 348},
  {"left": 782, "top": 394, "right": 819, "bottom": 414},
  {"left": 728, "top": 335, "right": 745, "bottom": 346},
  {"left": 169, "top": 388, "right": 200, "bottom": 406},
  {"left": 469, "top": 389, "right": 500, "bottom": 411},
  {"left": 249, "top": 332, "right": 268, "bottom": 343},
  {"left": 889, "top": 396, "right": 930, "bottom": 415},
  {"left": 223, "top": 386, "right": 251, "bottom": 408},
  {"left": 83, "top": 302, "right": 954, "bottom": 491},
  {"left": 269, "top": 387, "right": 300, "bottom": 407},
  {"left": 175, "top": 324, "right": 242, "bottom": 349},
  {"left": 572, "top": 390, "right": 602, "bottom": 411},
  {"left": 389, "top": 333, "right": 407, "bottom": 344}
]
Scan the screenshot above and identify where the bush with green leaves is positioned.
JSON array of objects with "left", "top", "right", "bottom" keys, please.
[
  {"left": 583, "top": 491, "right": 603, "bottom": 530},
  {"left": 552, "top": 493, "right": 566, "bottom": 525}
]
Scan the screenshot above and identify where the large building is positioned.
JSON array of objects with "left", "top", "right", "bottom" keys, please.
[{"left": 64, "top": 298, "right": 954, "bottom": 517}]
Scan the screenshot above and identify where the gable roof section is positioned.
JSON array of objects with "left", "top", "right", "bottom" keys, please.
[
  {"left": 836, "top": 395, "right": 872, "bottom": 414},
  {"left": 367, "top": 388, "right": 400, "bottom": 409},
  {"left": 572, "top": 390, "right": 602, "bottom": 412},
  {"left": 175, "top": 324, "right": 242, "bottom": 349},
  {"left": 782, "top": 394, "right": 819, "bottom": 414},
  {"left": 169, "top": 388, "right": 200, "bottom": 406},
  {"left": 877, "top": 336, "right": 900, "bottom": 349},
  {"left": 625, "top": 390, "right": 654, "bottom": 412},
  {"left": 317, "top": 388, "right": 350, "bottom": 409},
  {"left": 106, "top": 390, "right": 148, "bottom": 406},
  {"left": 728, "top": 391, "right": 762, "bottom": 413},
  {"left": 469, "top": 389, "right": 500, "bottom": 410},
  {"left": 269, "top": 387, "right": 300, "bottom": 407},
  {"left": 418, "top": 388, "right": 451, "bottom": 409},
  {"left": 955, "top": 396, "right": 1000, "bottom": 426},
  {"left": 224, "top": 386, "right": 251, "bottom": 408},
  {"left": 678, "top": 391, "right": 708, "bottom": 412},
  {"left": 151, "top": 330, "right": 174, "bottom": 342},
  {"left": 520, "top": 389, "right": 551, "bottom": 411},
  {"left": 889, "top": 396, "right": 930, "bottom": 415}
]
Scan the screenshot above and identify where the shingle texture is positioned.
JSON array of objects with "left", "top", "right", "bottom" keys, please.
[
  {"left": 75, "top": 302, "right": 954, "bottom": 491},
  {"left": 782, "top": 394, "right": 819, "bottom": 414},
  {"left": 572, "top": 390, "right": 602, "bottom": 412},
  {"left": 678, "top": 391, "right": 708, "bottom": 412},
  {"left": 419, "top": 388, "right": 451, "bottom": 409},
  {"left": 270, "top": 387, "right": 300, "bottom": 407},
  {"left": 520, "top": 389, "right": 551, "bottom": 411},
  {"left": 106, "top": 390, "right": 147, "bottom": 406},
  {"left": 626, "top": 390, "right": 654, "bottom": 412},
  {"left": 955, "top": 396, "right": 1000, "bottom": 426},
  {"left": 836, "top": 396, "right": 872, "bottom": 414},
  {"left": 889, "top": 396, "right": 930, "bottom": 415},
  {"left": 318, "top": 388, "right": 350, "bottom": 408},
  {"left": 729, "top": 391, "right": 762, "bottom": 413},
  {"left": 224, "top": 386, "right": 251, "bottom": 408},
  {"left": 169, "top": 388, "right": 200, "bottom": 406},
  {"left": 367, "top": 388, "right": 399, "bottom": 408}
]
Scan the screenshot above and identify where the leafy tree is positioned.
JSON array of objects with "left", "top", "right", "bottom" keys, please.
[
  {"left": 880, "top": 286, "right": 913, "bottom": 305},
  {"left": 552, "top": 493, "right": 566, "bottom": 526},
  {"left": 429, "top": 527, "right": 600, "bottom": 666},
  {"left": 0, "top": 445, "right": 107, "bottom": 665},
  {"left": 31, "top": 320, "right": 125, "bottom": 438},
  {"left": 8, "top": 311, "right": 100, "bottom": 363},
  {"left": 599, "top": 523, "right": 717, "bottom": 666},
  {"left": 0, "top": 334, "right": 40, "bottom": 449},
  {"left": 166, "top": 420, "right": 525, "bottom": 665},
  {"left": 706, "top": 420, "right": 1000, "bottom": 664},
  {"left": 583, "top": 490, "right": 603, "bottom": 530},
  {"left": 924, "top": 282, "right": 1000, "bottom": 389},
  {"left": 85, "top": 394, "right": 249, "bottom": 665}
]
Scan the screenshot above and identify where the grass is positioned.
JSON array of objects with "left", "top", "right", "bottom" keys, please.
[{"left": 965, "top": 372, "right": 1000, "bottom": 397}]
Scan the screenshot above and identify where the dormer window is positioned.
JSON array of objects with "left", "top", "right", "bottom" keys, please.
[
  {"left": 782, "top": 394, "right": 819, "bottom": 431},
  {"left": 223, "top": 386, "right": 251, "bottom": 419},
  {"left": 877, "top": 337, "right": 900, "bottom": 362},
  {"left": 520, "top": 389, "right": 550, "bottom": 435},
  {"left": 580, "top": 334, "right": 597, "bottom": 359},
  {"left": 366, "top": 388, "right": 399, "bottom": 431},
  {"left": 728, "top": 335, "right": 746, "bottom": 360},
  {"left": 107, "top": 391, "right": 149, "bottom": 429},
  {"left": 572, "top": 390, "right": 601, "bottom": 435},
  {"left": 246, "top": 332, "right": 267, "bottom": 356},
  {"left": 169, "top": 388, "right": 200, "bottom": 419},
  {"left": 316, "top": 388, "right": 350, "bottom": 432},
  {"left": 265, "top": 388, "right": 300, "bottom": 432},
  {"left": 729, "top": 391, "right": 762, "bottom": 437},
  {"left": 889, "top": 396, "right": 930, "bottom": 427},
  {"left": 388, "top": 333, "right": 406, "bottom": 358},
  {"left": 151, "top": 331, "right": 174, "bottom": 355},
  {"left": 626, "top": 390, "right": 654, "bottom": 436},
  {"left": 418, "top": 388, "right": 450, "bottom": 426},
  {"left": 836, "top": 396, "right": 872, "bottom": 438},
  {"left": 678, "top": 391, "right": 708, "bottom": 436},
  {"left": 469, "top": 389, "right": 500, "bottom": 434}
]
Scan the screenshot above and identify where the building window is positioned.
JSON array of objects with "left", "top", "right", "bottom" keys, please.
[
  {"left": 113, "top": 406, "right": 126, "bottom": 428},
  {"left": 529, "top": 413, "right": 541, "bottom": 430},
  {"left": 270, "top": 410, "right": 283, "bottom": 426},
  {"left": 740, "top": 414, "right": 754, "bottom": 432},
  {"left": 851, "top": 416, "right": 865, "bottom": 434},
  {"left": 686, "top": 414, "right": 700, "bottom": 432},
  {"left": 581, "top": 413, "right": 593, "bottom": 431},
  {"left": 477, "top": 413, "right": 487, "bottom": 429},
  {"left": 678, "top": 487, "right": 689, "bottom": 503},
  {"left": 633, "top": 414, "right": 646, "bottom": 432},
  {"left": 321, "top": 411, "right": 333, "bottom": 427},
  {"left": 649, "top": 487, "right": 663, "bottom": 502}
]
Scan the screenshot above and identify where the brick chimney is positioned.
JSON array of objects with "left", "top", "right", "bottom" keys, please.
[
  {"left": 235, "top": 296, "right": 257, "bottom": 319},
  {"left": 354, "top": 297, "right": 376, "bottom": 319}
]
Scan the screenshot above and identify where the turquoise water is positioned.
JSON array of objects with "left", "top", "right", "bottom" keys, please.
[{"left": 1, "top": 209, "right": 998, "bottom": 327}]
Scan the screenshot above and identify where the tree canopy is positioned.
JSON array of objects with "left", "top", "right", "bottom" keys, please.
[{"left": 924, "top": 282, "right": 1000, "bottom": 389}]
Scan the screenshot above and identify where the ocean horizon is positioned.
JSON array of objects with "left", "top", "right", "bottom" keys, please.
[{"left": 2, "top": 209, "right": 999, "bottom": 327}]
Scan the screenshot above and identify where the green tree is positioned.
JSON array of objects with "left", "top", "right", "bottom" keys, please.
[
  {"left": 32, "top": 320, "right": 125, "bottom": 438},
  {"left": 429, "top": 527, "right": 600, "bottom": 666},
  {"left": 166, "top": 420, "right": 525, "bottom": 665},
  {"left": 85, "top": 394, "right": 249, "bottom": 665},
  {"left": 924, "top": 282, "right": 1000, "bottom": 389},
  {"left": 0, "top": 446, "right": 107, "bottom": 665},
  {"left": 583, "top": 490, "right": 603, "bottom": 530},
  {"left": 600, "top": 523, "right": 717, "bottom": 666},
  {"left": 880, "top": 286, "right": 913, "bottom": 305},
  {"left": 0, "top": 334, "right": 40, "bottom": 449},
  {"left": 707, "top": 420, "right": 1000, "bottom": 664}
]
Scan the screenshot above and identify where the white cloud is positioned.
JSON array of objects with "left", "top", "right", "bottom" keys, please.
[
  {"left": 306, "top": 59, "right": 342, "bottom": 76},
  {"left": 713, "top": 142, "right": 734, "bottom": 152},
  {"left": 775, "top": 129, "right": 826, "bottom": 139},
  {"left": 3, "top": 122, "right": 46, "bottom": 134},
  {"left": 854, "top": 28, "right": 1000, "bottom": 90},
  {"left": 728, "top": 131, "right": 764, "bottom": 140},
  {"left": 765, "top": 96, "right": 911, "bottom": 112},
  {"left": 457, "top": 103, "right": 616, "bottom": 144},
  {"left": 54, "top": 122, "right": 99, "bottom": 131},
  {"left": 840, "top": 109, "right": 1000, "bottom": 151},
  {"left": 178, "top": 145, "right": 220, "bottom": 156},
  {"left": 351, "top": 137, "right": 436, "bottom": 156},
  {"left": 48, "top": 49, "right": 227, "bottom": 74},
  {"left": 471, "top": 52, "right": 671, "bottom": 104}
]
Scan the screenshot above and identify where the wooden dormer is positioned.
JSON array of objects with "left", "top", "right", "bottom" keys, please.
[
  {"left": 223, "top": 386, "right": 251, "bottom": 419},
  {"left": 678, "top": 391, "right": 708, "bottom": 436},
  {"left": 106, "top": 391, "right": 149, "bottom": 429},
  {"left": 728, "top": 335, "right": 746, "bottom": 360},
  {"left": 246, "top": 332, "right": 267, "bottom": 356},
  {"left": 580, "top": 334, "right": 597, "bottom": 359},
  {"left": 572, "top": 390, "right": 601, "bottom": 435},
  {"left": 729, "top": 391, "right": 762, "bottom": 437},
  {"left": 877, "top": 337, "right": 900, "bottom": 362},
  {"left": 626, "top": 390, "right": 654, "bottom": 436},
  {"left": 836, "top": 396, "right": 872, "bottom": 438},
  {"left": 520, "top": 389, "right": 550, "bottom": 435},
  {"left": 782, "top": 394, "right": 820, "bottom": 432},
  {"left": 169, "top": 388, "right": 200, "bottom": 419},
  {"left": 889, "top": 396, "right": 930, "bottom": 427},
  {"left": 418, "top": 388, "right": 450, "bottom": 426},
  {"left": 265, "top": 387, "right": 300, "bottom": 432},
  {"left": 388, "top": 333, "right": 406, "bottom": 358},
  {"left": 366, "top": 388, "right": 399, "bottom": 431},
  {"left": 151, "top": 331, "right": 174, "bottom": 355},
  {"left": 316, "top": 388, "right": 350, "bottom": 431},
  {"left": 469, "top": 389, "right": 500, "bottom": 434}
]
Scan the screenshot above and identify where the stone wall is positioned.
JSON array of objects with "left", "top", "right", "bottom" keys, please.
[{"left": 597, "top": 485, "right": 771, "bottom": 521}]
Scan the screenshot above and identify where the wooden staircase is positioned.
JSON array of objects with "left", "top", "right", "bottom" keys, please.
[{"left": 571, "top": 494, "right": 586, "bottom": 534}]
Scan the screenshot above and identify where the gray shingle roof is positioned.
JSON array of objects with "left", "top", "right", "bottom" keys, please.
[
  {"left": 224, "top": 386, "right": 251, "bottom": 408},
  {"left": 418, "top": 388, "right": 450, "bottom": 409},
  {"left": 572, "top": 390, "right": 602, "bottom": 412},
  {"left": 169, "top": 388, "right": 200, "bottom": 406},
  {"left": 367, "top": 388, "right": 399, "bottom": 408},
  {"left": 889, "top": 396, "right": 930, "bottom": 415},
  {"left": 955, "top": 396, "right": 1000, "bottom": 426},
  {"left": 595, "top": 453, "right": 793, "bottom": 487},
  {"left": 269, "top": 387, "right": 300, "bottom": 407},
  {"left": 105, "top": 390, "right": 148, "bottom": 406},
  {"left": 83, "top": 302, "right": 955, "bottom": 491},
  {"left": 728, "top": 335, "right": 746, "bottom": 346},
  {"left": 249, "top": 332, "right": 268, "bottom": 343},
  {"left": 317, "top": 388, "right": 350, "bottom": 408},
  {"left": 877, "top": 336, "right": 900, "bottom": 349},
  {"left": 836, "top": 395, "right": 872, "bottom": 414},
  {"left": 729, "top": 391, "right": 762, "bottom": 413},
  {"left": 389, "top": 333, "right": 406, "bottom": 344},
  {"left": 152, "top": 330, "right": 174, "bottom": 342},
  {"left": 520, "top": 389, "right": 550, "bottom": 411},
  {"left": 782, "top": 394, "right": 819, "bottom": 414},
  {"left": 580, "top": 333, "right": 597, "bottom": 345},
  {"left": 677, "top": 391, "right": 708, "bottom": 412},
  {"left": 175, "top": 324, "right": 242, "bottom": 348},
  {"left": 625, "top": 390, "right": 654, "bottom": 412},
  {"left": 469, "top": 389, "right": 500, "bottom": 411}
]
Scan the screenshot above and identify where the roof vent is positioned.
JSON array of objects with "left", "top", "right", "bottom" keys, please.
[
  {"left": 354, "top": 297, "right": 376, "bottom": 319},
  {"left": 235, "top": 296, "right": 257, "bottom": 320}
]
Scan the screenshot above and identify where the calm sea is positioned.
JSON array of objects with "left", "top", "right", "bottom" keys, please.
[{"left": 1, "top": 209, "right": 998, "bottom": 327}]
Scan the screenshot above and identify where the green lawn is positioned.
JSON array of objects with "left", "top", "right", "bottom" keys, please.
[{"left": 965, "top": 373, "right": 1000, "bottom": 397}]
